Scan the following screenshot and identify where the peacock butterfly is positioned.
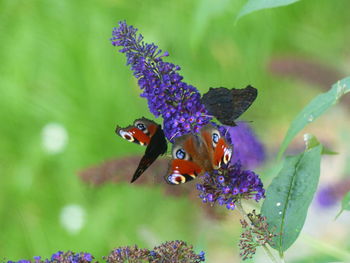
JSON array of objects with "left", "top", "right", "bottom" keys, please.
[
  {"left": 165, "top": 124, "right": 232, "bottom": 185},
  {"left": 116, "top": 118, "right": 168, "bottom": 183},
  {"left": 201, "top": 85, "right": 257, "bottom": 126}
]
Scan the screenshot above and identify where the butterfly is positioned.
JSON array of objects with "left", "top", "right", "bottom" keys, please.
[
  {"left": 116, "top": 118, "right": 168, "bottom": 183},
  {"left": 166, "top": 124, "right": 232, "bottom": 184},
  {"left": 201, "top": 85, "right": 257, "bottom": 126}
]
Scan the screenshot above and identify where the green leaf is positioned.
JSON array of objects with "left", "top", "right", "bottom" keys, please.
[
  {"left": 261, "top": 144, "right": 322, "bottom": 255},
  {"left": 278, "top": 77, "right": 350, "bottom": 159},
  {"left": 236, "top": 0, "right": 300, "bottom": 22},
  {"left": 341, "top": 192, "right": 350, "bottom": 211},
  {"left": 304, "top": 133, "right": 338, "bottom": 155},
  {"left": 335, "top": 192, "right": 350, "bottom": 220}
]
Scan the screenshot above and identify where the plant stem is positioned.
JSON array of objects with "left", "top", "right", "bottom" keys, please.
[{"left": 236, "top": 201, "right": 281, "bottom": 263}]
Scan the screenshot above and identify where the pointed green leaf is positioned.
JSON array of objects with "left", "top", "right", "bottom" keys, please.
[
  {"left": 335, "top": 192, "right": 350, "bottom": 219},
  {"left": 261, "top": 144, "right": 322, "bottom": 254},
  {"left": 304, "top": 133, "right": 338, "bottom": 155},
  {"left": 278, "top": 77, "right": 350, "bottom": 159},
  {"left": 236, "top": 0, "right": 299, "bottom": 22},
  {"left": 341, "top": 192, "right": 350, "bottom": 211},
  {"left": 303, "top": 133, "right": 320, "bottom": 150}
]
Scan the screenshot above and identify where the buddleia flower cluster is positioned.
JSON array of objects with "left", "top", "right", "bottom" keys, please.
[
  {"left": 111, "top": 21, "right": 211, "bottom": 141},
  {"left": 7, "top": 251, "right": 93, "bottom": 263},
  {"left": 196, "top": 162, "right": 265, "bottom": 210},
  {"left": 219, "top": 123, "right": 265, "bottom": 169},
  {"left": 239, "top": 210, "right": 277, "bottom": 261},
  {"left": 112, "top": 21, "right": 266, "bottom": 207},
  {"left": 104, "top": 240, "right": 205, "bottom": 263},
  {"left": 7, "top": 241, "right": 204, "bottom": 263}
]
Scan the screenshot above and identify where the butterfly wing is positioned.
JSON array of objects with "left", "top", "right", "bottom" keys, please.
[
  {"left": 199, "top": 124, "right": 233, "bottom": 169},
  {"left": 201, "top": 85, "right": 257, "bottom": 125},
  {"left": 131, "top": 126, "right": 167, "bottom": 183},
  {"left": 116, "top": 118, "right": 158, "bottom": 146},
  {"left": 166, "top": 159, "right": 202, "bottom": 185},
  {"left": 165, "top": 134, "right": 203, "bottom": 185},
  {"left": 116, "top": 118, "right": 168, "bottom": 183}
]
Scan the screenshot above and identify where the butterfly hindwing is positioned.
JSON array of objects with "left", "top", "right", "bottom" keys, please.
[
  {"left": 199, "top": 124, "right": 232, "bottom": 169},
  {"left": 116, "top": 118, "right": 158, "bottom": 146},
  {"left": 201, "top": 85, "right": 257, "bottom": 126},
  {"left": 116, "top": 118, "right": 168, "bottom": 183},
  {"left": 166, "top": 159, "right": 202, "bottom": 185},
  {"left": 165, "top": 124, "right": 232, "bottom": 185}
]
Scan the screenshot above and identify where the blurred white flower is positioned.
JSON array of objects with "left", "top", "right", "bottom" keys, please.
[
  {"left": 60, "top": 204, "right": 86, "bottom": 235},
  {"left": 41, "top": 123, "right": 68, "bottom": 154}
]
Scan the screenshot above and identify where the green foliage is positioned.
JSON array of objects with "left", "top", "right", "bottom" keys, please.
[
  {"left": 261, "top": 143, "right": 322, "bottom": 255},
  {"left": 278, "top": 77, "right": 350, "bottom": 159},
  {"left": 335, "top": 192, "right": 350, "bottom": 220},
  {"left": 304, "top": 133, "right": 337, "bottom": 155},
  {"left": 236, "top": 0, "right": 300, "bottom": 21}
]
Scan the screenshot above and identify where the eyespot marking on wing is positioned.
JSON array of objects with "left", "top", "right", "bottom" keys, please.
[
  {"left": 212, "top": 130, "right": 220, "bottom": 147},
  {"left": 167, "top": 173, "right": 186, "bottom": 185},
  {"left": 172, "top": 145, "right": 190, "bottom": 160},
  {"left": 134, "top": 120, "right": 148, "bottom": 134},
  {"left": 223, "top": 147, "right": 232, "bottom": 164},
  {"left": 119, "top": 130, "right": 134, "bottom": 142}
]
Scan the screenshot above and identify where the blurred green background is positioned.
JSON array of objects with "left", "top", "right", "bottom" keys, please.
[{"left": 1, "top": 0, "right": 350, "bottom": 262}]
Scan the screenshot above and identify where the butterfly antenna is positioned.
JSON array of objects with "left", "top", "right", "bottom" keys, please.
[
  {"left": 169, "top": 131, "right": 180, "bottom": 141},
  {"left": 202, "top": 114, "right": 214, "bottom": 118},
  {"left": 224, "top": 127, "right": 230, "bottom": 137},
  {"left": 235, "top": 120, "right": 254, "bottom": 124}
]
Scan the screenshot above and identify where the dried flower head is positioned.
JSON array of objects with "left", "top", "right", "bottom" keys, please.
[
  {"left": 7, "top": 251, "right": 94, "bottom": 263},
  {"left": 239, "top": 210, "right": 277, "bottom": 261},
  {"left": 196, "top": 162, "right": 265, "bottom": 210},
  {"left": 152, "top": 240, "right": 205, "bottom": 263},
  {"left": 104, "top": 245, "right": 151, "bottom": 263},
  {"left": 111, "top": 21, "right": 211, "bottom": 141},
  {"left": 104, "top": 240, "right": 205, "bottom": 263}
]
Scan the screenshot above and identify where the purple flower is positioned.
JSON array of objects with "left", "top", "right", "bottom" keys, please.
[
  {"left": 316, "top": 178, "right": 350, "bottom": 208},
  {"left": 219, "top": 123, "right": 265, "bottom": 169},
  {"left": 83, "top": 253, "right": 92, "bottom": 261},
  {"left": 317, "top": 187, "right": 338, "bottom": 207},
  {"left": 111, "top": 21, "right": 211, "bottom": 141},
  {"left": 51, "top": 251, "right": 63, "bottom": 260},
  {"left": 7, "top": 261, "right": 30, "bottom": 263},
  {"left": 197, "top": 162, "right": 265, "bottom": 210}
]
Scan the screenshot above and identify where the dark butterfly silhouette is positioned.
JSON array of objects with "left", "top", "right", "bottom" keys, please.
[
  {"left": 116, "top": 118, "right": 168, "bottom": 183},
  {"left": 201, "top": 85, "right": 257, "bottom": 126}
]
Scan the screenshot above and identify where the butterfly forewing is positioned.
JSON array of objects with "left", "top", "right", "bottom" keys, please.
[
  {"left": 115, "top": 118, "right": 168, "bottom": 183},
  {"left": 201, "top": 85, "right": 257, "bottom": 126}
]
